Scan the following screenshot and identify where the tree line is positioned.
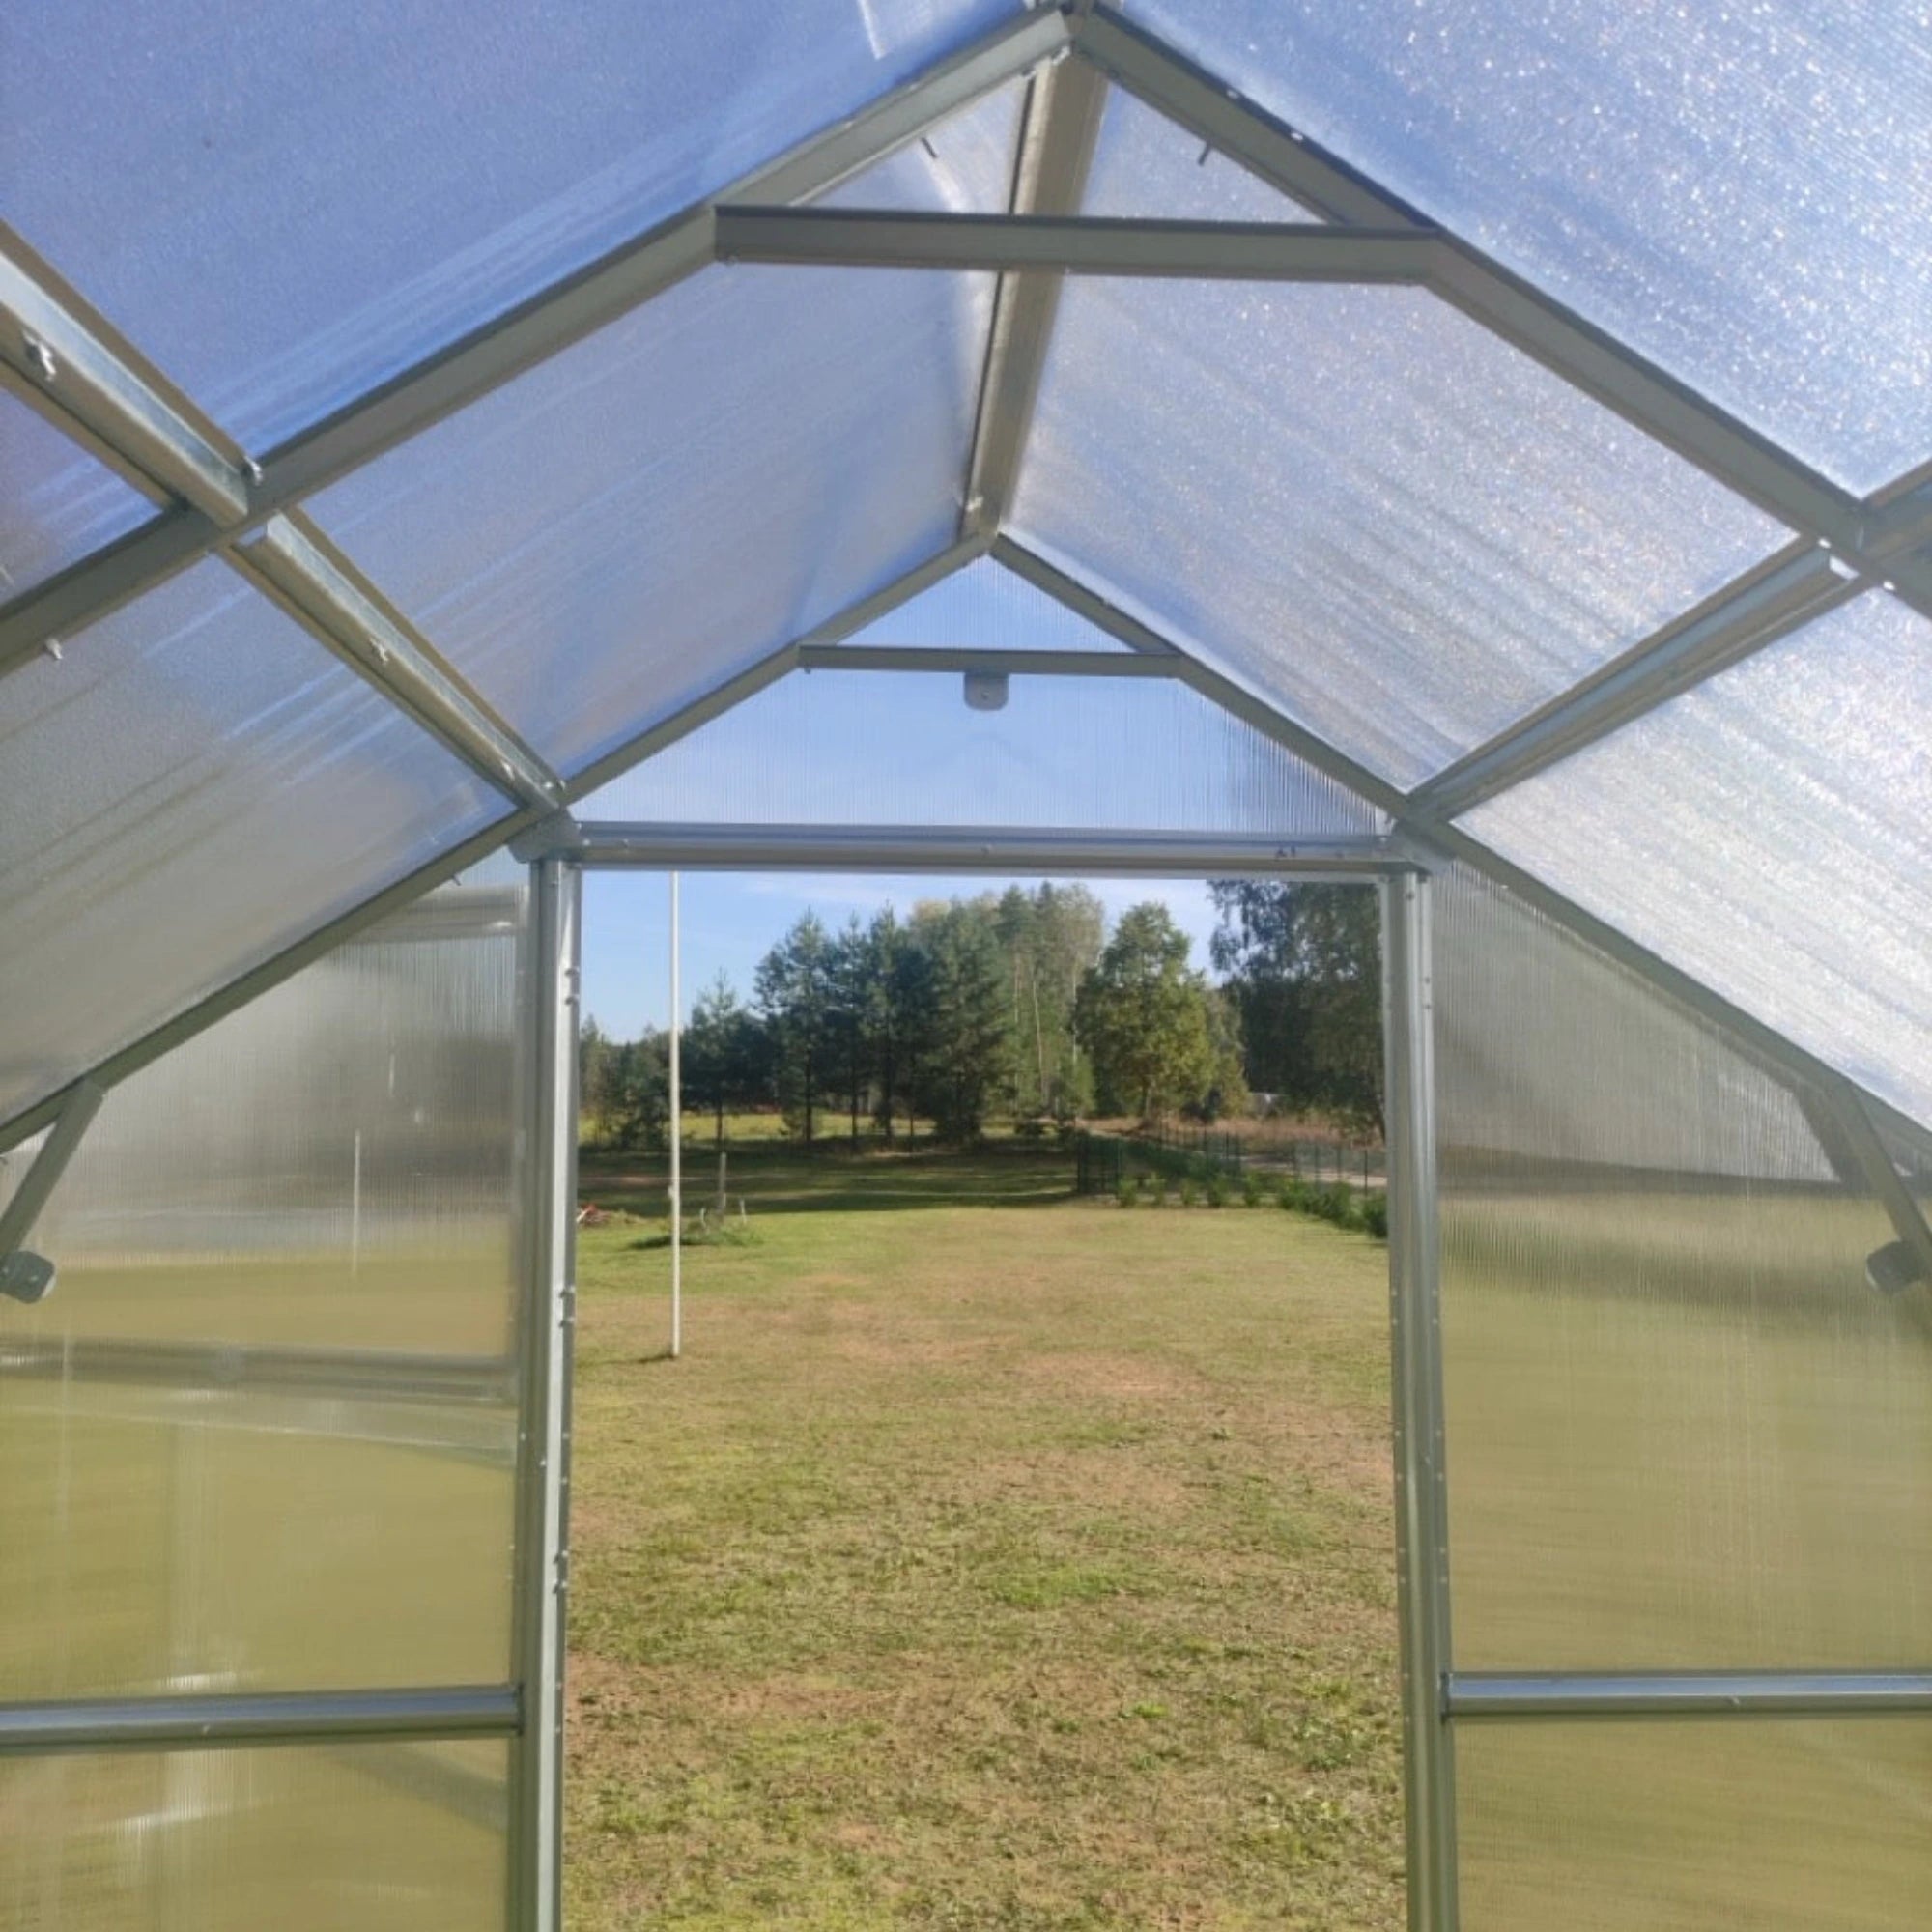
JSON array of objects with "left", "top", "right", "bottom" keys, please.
[{"left": 581, "top": 882, "right": 1382, "bottom": 1150}]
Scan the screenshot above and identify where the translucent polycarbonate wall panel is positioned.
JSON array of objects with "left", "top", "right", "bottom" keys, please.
[
  {"left": 845, "top": 555, "right": 1132, "bottom": 650},
  {"left": 1435, "top": 866, "right": 1932, "bottom": 1671},
  {"left": 1132, "top": 0, "right": 1932, "bottom": 491},
  {"left": 577, "top": 668, "right": 1381, "bottom": 833},
  {"left": 0, "top": 0, "right": 1008, "bottom": 448},
  {"left": 0, "top": 1740, "right": 508, "bottom": 1931},
  {"left": 1082, "top": 88, "right": 1314, "bottom": 223},
  {"left": 1010, "top": 282, "right": 1783, "bottom": 787},
  {"left": 0, "top": 558, "right": 505, "bottom": 1126},
  {"left": 0, "top": 388, "right": 155, "bottom": 598},
  {"left": 0, "top": 857, "right": 526, "bottom": 1700},
  {"left": 311, "top": 262, "right": 992, "bottom": 778},
  {"left": 1457, "top": 1721, "right": 1932, "bottom": 1932},
  {"left": 817, "top": 76, "right": 1023, "bottom": 213},
  {"left": 1468, "top": 590, "right": 1932, "bottom": 1132}
]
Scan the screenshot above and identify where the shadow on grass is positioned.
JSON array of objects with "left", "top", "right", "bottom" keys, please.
[{"left": 580, "top": 1142, "right": 1078, "bottom": 1219}]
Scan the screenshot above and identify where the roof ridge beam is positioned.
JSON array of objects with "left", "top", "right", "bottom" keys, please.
[
  {"left": 959, "top": 48, "right": 1109, "bottom": 540},
  {"left": 714, "top": 207, "right": 1438, "bottom": 280},
  {"left": 0, "top": 7, "right": 1067, "bottom": 671},
  {"left": 1070, "top": 7, "right": 1932, "bottom": 615},
  {"left": 1409, "top": 540, "right": 1860, "bottom": 821},
  {"left": 235, "top": 514, "right": 564, "bottom": 810},
  {"left": 796, "top": 645, "right": 1171, "bottom": 676}
]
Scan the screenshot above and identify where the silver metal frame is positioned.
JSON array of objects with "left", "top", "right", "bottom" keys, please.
[
  {"left": 1382, "top": 874, "right": 1458, "bottom": 1932},
  {"left": 1447, "top": 1671, "right": 1932, "bottom": 1720},
  {"left": 0, "top": 1685, "right": 519, "bottom": 1756},
  {"left": 508, "top": 856, "right": 580, "bottom": 1932},
  {"left": 562, "top": 823, "right": 1422, "bottom": 878}
]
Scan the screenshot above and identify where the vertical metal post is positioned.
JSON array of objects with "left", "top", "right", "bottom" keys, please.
[
  {"left": 1382, "top": 871, "right": 1458, "bottom": 1932},
  {"left": 509, "top": 858, "right": 579, "bottom": 1932},
  {"left": 668, "top": 870, "right": 682, "bottom": 1360}
]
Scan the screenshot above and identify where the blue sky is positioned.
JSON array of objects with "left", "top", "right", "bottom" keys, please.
[{"left": 581, "top": 871, "right": 1220, "bottom": 1039}]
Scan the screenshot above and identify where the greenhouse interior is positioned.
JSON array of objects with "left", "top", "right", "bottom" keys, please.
[{"left": 2, "top": 3, "right": 1930, "bottom": 1926}]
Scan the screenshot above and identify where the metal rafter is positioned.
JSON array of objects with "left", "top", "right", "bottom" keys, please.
[
  {"left": 1067, "top": 7, "right": 1932, "bottom": 617},
  {"left": 0, "top": 5, "right": 1068, "bottom": 674},
  {"left": 234, "top": 513, "right": 563, "bottom": 810},
  {"left": 0, "top": 541, "right": 985, "bottom": 1156},
  {"left": 959, "top": 49, "right": 1109, "bottom": 541},
  {"left": 714, "top": 207, "right": 1439, "bottom": 280},
  {"left": 988, "top": 537, "right": 1932, "bottom": 1161}
]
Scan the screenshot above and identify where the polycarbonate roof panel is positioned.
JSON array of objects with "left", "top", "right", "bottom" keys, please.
[
  {"left": 1467, "top": 592, "right": 1932, "bottom": 1129},
  {"left": 817, "top": 76, "right": 1024, "bottom": 213},
  {"left": 0, "top": 0, "right": 1010, "bottom": 450},
  {"left": 310, "top": 260, "right": 993, "bottom": 779},
  {"left": 845, "top": 556, "right": 1131, "bottom": 651},
  {"left": 579, "top": 668, "right": 1379, "bottom": 834},
  {"left": 0, "top": 391, "right": 155, "bottom": 600},
  {"left": 1082, "top": 88, "right": 1316, "bottom": 223},
  {"left": 1131, "top": 0, "right": 1932, "bottom": 494},
  {"left": 0, "top": 559, "right": 503, "bottom": 1122},
  {"left": 1011, "top": 280, "right": 1786, "bottom": 788}
]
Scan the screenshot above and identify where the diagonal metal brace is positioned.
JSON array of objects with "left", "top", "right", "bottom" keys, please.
[{"left": 0, "top": 1079, "right": 103, "bottom": 1303}]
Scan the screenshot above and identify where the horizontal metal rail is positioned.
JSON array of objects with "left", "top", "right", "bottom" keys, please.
[
  {"left": 0, "top": 1684, "right": 521, "bottom": 1756},
  {"left": 715, "top": 207, "right": 1440, "bottom": 280},
  {"left": 565, "top": 822, "right": 1422, "bottom": 877},
  {"left": 796, "top": 644, "right": 1173, "bottom": 676},
  {"left": 1447, "top": 1671, "right": 1932, "bottom": 1719}
]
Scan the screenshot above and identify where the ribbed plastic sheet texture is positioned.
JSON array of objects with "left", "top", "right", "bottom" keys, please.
[
  {"left": 0, "top": 558, "right": 504, "bottom": 1127},
  {"left": 1010, "top": 280, "right": 1783, "bottom": 789},
  {"left": 1130, "top": 0, "right": 1932, "bottom": 493},
  {"left": 0, "top": 0, "right": 1009, "bottom": 450},
  {"left": 0, "top": 858, "right": 526, "bottom": 1700},
  {"left": 311, "top": 256, "right": 993, "bottom": 779},
  {"left": 577, "top": 668, "right": 1381, "bottom": 834},
  {"left": 1434, "top": 865, "right": 1932, "bottom": 1671},
  {"left": 0, "top": 390, "right": 155, "bottom": 600},
  {"left": 1457, "top": 1720, "right": 1932, "bottom": 1932},
  {"left": 0, "top": 1740, "right": 508, "bottom": 1932},
  {"left": 1467, "top": 590, "right": 1932, "bottom": 1132},
  {"left": 1081, "top": 87, "right": 1315, "bottom": 223},
  {"left": 846, "top": 556, "right": 1133, "bottom": 650}
]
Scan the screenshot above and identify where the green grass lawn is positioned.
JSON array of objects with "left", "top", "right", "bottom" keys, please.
[{"left": 566, "top": 1142, "right": 1404, "bottom": 1930}]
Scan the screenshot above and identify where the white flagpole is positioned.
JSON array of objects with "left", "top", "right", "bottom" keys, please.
[{"left": 668, "top": 871, "right": 682, "bottom": 1359}]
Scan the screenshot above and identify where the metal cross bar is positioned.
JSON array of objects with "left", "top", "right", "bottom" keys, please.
[
  {"left": 564, "top": 823, "right": 1420, "bottom": 877},
  {"left": 0, "top": 1078, "right": 103, "bottom": 1304},
  {"left": 235, "top": 515, "right": 563, "bottom": 810},
  {"left": 960, "top": 50, "right": 1109, "bottom": 541},
  {"left": 0, "top": 228, "right": 250, "bottom": 526},
  {"left": 0, "top": 7, "right": 1066, "bottom": 674},
  {"left": 1409, "top": 542, "right": 1860, "bottom": 821},
  {"left": 795, "top": 644, "right": 1173, "bottom": 676},
  {"left": 1067, "top": 8, "right": 1932, "bottom": 616},
  {"left": 1447, "top": 1671, "right": 1932, "bottom": 1720},
  {"left": 714, "top": 207, "right": 1440, "bottom": 280},
  {"left": 0, "top": 1685, "right": 520, "bottom": 1756}
]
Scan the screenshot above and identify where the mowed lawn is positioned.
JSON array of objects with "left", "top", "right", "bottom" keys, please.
[{"left": 566, "top": 1142, "right": 1403, "bottom": 1930}]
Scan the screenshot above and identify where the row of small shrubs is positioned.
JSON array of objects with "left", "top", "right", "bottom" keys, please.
[{"left": 1113, "top": 1170, "right": 1387, "bottom": 1239}]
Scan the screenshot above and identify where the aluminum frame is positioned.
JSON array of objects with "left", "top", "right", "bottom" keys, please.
[
  {"left": 507, "top": 855, "right": 580, "bottom": 1932},
  {"left": 1446, "top": 1672, "right": 1932, "bottom": 1721},
  {"left": 1383, "top": 873, "right": 1459, "bottom": 1932}
]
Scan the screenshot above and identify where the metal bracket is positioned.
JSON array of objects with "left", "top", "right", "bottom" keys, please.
[
  {"left": 0, "top": 1079, "right": 104, "bottom": 1303},
  {"left": 509, "top": 811, "right": 584, "bottom": 865}
]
